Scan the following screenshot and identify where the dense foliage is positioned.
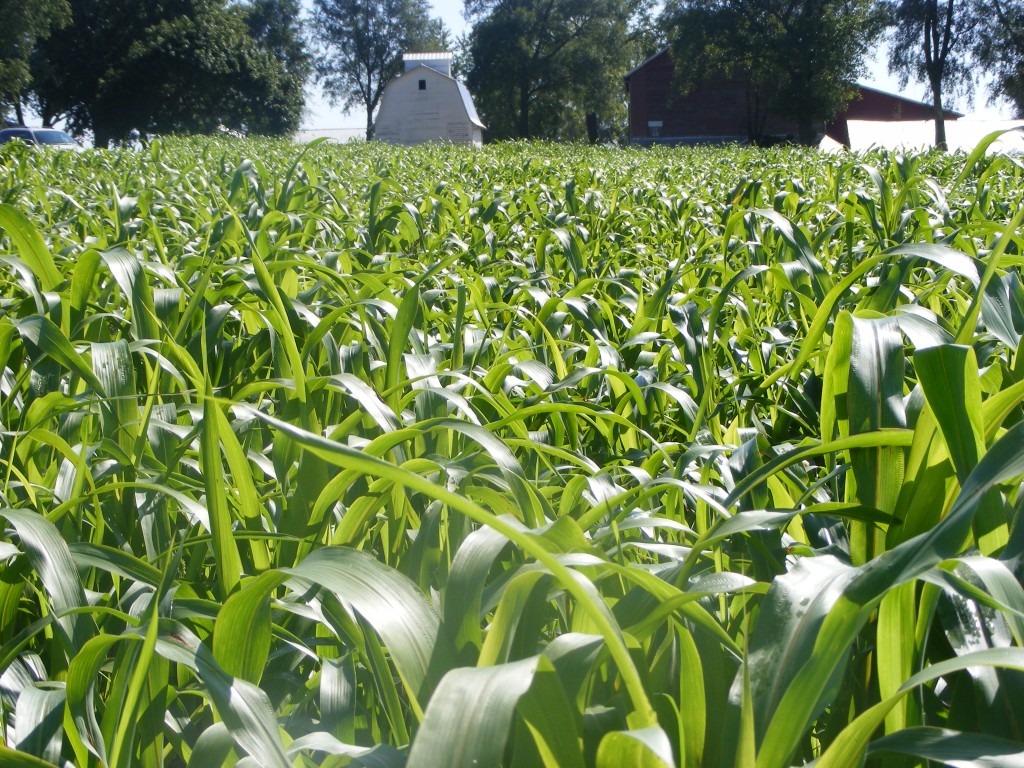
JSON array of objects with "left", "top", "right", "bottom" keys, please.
[
  {"left": 28, "top": 0, "right": 307, "bottom": 146},
  {"left": 0, "top": 137, "right": 1023, "bottom": 767},
  {"left": 661, "top": 0, "right": 885, "bottom": 144},
  {"left": 0, "top": 0, "right": 69, "bottom": 124},
  {"left": 462, "top": 0, "right": 653, "bottom": 141},
  {"left": 972, "top": 0, "right": 1024, "bottom": 118}
]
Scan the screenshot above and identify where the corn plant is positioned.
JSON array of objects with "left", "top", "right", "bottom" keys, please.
[{"left": 0, "top": 135, "right": 1022, "bottom": 767}]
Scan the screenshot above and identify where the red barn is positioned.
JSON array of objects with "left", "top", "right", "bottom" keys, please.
[{"left": 625, "top": 48, "right": 962, "bottom": 146}]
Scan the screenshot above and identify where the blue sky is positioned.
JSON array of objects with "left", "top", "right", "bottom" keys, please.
[{"left": 301, "top": 0, "right": 1010, "bottom": 130}]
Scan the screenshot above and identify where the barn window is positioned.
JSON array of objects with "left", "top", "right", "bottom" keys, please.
[
  {"left": 648, "top": 120, "right": 663, "bottom": 139},
  {"left": 419, "top": 79, "right": 426, "bottom": 90}
]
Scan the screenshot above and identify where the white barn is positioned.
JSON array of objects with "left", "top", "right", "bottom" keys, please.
[{"left": 374, "top": 53, "right": 485, "bottom": 147}]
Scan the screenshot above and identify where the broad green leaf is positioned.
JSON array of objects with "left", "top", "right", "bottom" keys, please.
[
  {"left": 407, "top": 657, "right": 540, "bottom": 768},
  {"left": 0, "top": 746, "right": 60, "bottom": 767},
  {"left": 1, "top": 509, "right": 95, "bottom": 653},
  {"left": 14, "top": 683, "right": 65, "bottom": 764},
  {"left": 213, "top": 570, "right": 284, "bottom": 684},
  {"left": 0, "top": 203, "right": 61, "bottom": 291},
  {"left": 287, "top": 547, "right": 440, "bottom": 701},
  {"left": 100, "top": 247, "right": 159, "bottom": 341},
  {"left": 596, "top": 726, "right": 675, "bottom": 768},
  {"left": 200, "top": 392, "right": 244, "bottom": 599},
  {"left": 868, "top": 726, "right": 1024, "bottom": 767},
  {"left": 14, "top": 316, "right": 102, "bottom": 390}
]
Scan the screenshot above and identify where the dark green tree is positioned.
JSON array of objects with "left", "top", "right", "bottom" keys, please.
[
  {"left": 885, "top": 0, "right": 980, "bottom": 149},
  {"left": 463, "top": 0, "right": 649, "bottom": 141},
  {"left": 972, "top": 0, "right": 1024, "bottom": 116},
  {"left": 29, "top": 0, "right": 307, "bottom": 146},
  {"left": 312, "top": 0, "right": 447, "bottom": 140},
  {"left": 0, "top": 0, "right": 69, "bottom": 123},
  {"left": 661, "top": 0, "right": 884, "bottom": 144}
]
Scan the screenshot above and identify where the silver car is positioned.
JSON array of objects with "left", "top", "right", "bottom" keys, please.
[{"left": 0, "top": 127, "right": 83, "bottom": 150}]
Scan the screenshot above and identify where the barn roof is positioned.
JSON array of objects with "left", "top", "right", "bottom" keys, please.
[
  {"left": 391, "top": 64, "right": 485, "bottom": 129},
  {"left": 624, "top": 47, "right": 671, "bottom": 82},
  {"left": 848, "top": 83, "right": 964, "bottom": 118}
]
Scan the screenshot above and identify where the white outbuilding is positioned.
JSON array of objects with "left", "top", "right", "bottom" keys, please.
[{"left": 373, "top": 53, "right": 485, "bottom": 147}]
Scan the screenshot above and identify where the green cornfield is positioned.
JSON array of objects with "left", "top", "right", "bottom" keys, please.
[{"left": 1, "top": 135, "right": 1023, "bottom": 768}]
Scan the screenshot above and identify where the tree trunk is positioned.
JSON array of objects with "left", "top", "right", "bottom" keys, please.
[
  {"left": 93, "top": 125, "right": 111, "bottom": 149},
  {"left": 798, "top": 116, "right": 817, "bottom": 146},
  {"left": 586, "top": 112, "right": 599, "bottom": 144},
  {"left": 13, "top": 101, "right": 24, "bottom": 126},
  {"left": 931, "top": 80, "right": 947, "bottom": 151},
  {"left": 517, "top": 82, "right": 530, "bottom": 139},
  {"left": 365, "top": 110, "right": 374, "bottom": 141}
]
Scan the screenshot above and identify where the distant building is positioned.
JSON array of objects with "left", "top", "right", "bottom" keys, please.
[
  {"left": 374, "top": 53, "right": 485, "bottom": 147},
  {"left": 624, "top": 48, "right": 962, "bottom": 146}
]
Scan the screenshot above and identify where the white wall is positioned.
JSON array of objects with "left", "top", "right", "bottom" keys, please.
[{"left": 375, "top": 69, "right": 481, "bottom": 146}]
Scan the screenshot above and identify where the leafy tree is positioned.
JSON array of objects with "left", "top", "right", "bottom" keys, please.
[
  {"left": 972, "top": 0, "right": 1024, "bottom": 116},
  {"left": 884, "top": 0, "right": 980, "bottom": 149},
  {"left": 29, "top": 0, "right": 307, "bottom": 146},
  {"left": 244, "top": 0, "right": 311, "bottom": 81},
  {"left": 661, "top": 0, "right": 884, "bottom": 145},
  {"left": 0, "top": 0, "right": 69, "bottom": 123},
  {"left": 463, "top": 0, "right": 648, "bottom": 142},
  {"left": 312, "top": 0, "right": 447, "bottom": 140}
]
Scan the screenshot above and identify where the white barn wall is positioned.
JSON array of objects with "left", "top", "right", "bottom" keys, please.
[{"left": 375, "top": 65, "right": 483, "bottom": 147}]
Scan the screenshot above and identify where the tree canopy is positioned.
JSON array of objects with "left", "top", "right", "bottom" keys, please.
[
  {"left": 884, "top": 0, "right": 980, "bottom": 149},
  {"left": 29, "top": 0, "right": 307, "bottom": 146},
  {"left": 972, "top": 0, "right": 1024, "bottom": 117},
  {"left": 0, "top": 0, "right": 69, "bottom": 124},
  {"left": 462, "top": 0, "right": 652, "bottom": 142},
  {"left": 312, "top": 0, "right": 447, "bottom": 140},
  {"left": 661, "top": 0, "right": 884, "bottom": 144}
]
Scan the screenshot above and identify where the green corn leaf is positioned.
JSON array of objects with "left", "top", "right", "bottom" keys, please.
[
  {"left": 817, "top": 648, "right": 1024, "bottom": 768},
  {"left": 915, "top": 345, "right": 985, "bottom": 483},
  {"left": 1, "top": 509, "right": 95, "bottom": 654},
  {"left": 515, "top": 655, "right": 586, "bottom": 768},
  {"left": 213, "top": 570, "right": 285, "bottom": 684},
  {"left": 0, "top": 203, "right": 61, "bottom": 292},
  {"left": 100, "top": 247, "right": 159, "bottom": 341},
  {"left": 595, "top": 727, "right": 675, "bottom": 768},
  {"left": 287, "top": 547, "right": 440, "bottom": 701},
  {"left": 14, "top": 684, "right": 65, "bottom": 764},
  {"left": 200, "top": 392, "right": 244, "bottom": 599},
  {"left": 0, "top": 745, "right": 61, "bottom": 767},
  {"left": 154, "top": 621, "right": 291, "bottom": 768},
  {"left": 407, "top": 657, "right": 541, "bottom": 768},
  {"left": 14, "top": 316, "right": 102, "bottom": 390},
  {"left": 867, "top": 726, "right": 1024, "bottom": 766}
]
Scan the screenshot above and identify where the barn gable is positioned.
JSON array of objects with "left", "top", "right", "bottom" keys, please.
[{"left": 374, "top": 54, "right": 485, "bottom": 147}]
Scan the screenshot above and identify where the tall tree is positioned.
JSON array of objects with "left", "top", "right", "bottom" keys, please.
[
  {"left": 29, "top": 0, "right": 307, "bottom": 146},
  {"left": 312, "top": 0, "right": 445, "bottom": 140},
  {"left": 0, "top": 0, "right": 69, "bottom": 123},
  {"left": 661, "top": 0, "right": 884, "bottom": 145},
  {"left": 972, "top": 0, "right": 1024, "bottom": 116},
  {"left": 885, "top": 0, "right": 979, "bottom": 149},
  {"left": 463, "top": 0, "right": 645, "bottom": 141}
]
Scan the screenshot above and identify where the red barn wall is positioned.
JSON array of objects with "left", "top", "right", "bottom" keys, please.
[
  {"left": 628, "top": 50, "right": 958, "bottom": 145},
  {"left": 628, "top": 52, "right": 799, "bottom": 142}
]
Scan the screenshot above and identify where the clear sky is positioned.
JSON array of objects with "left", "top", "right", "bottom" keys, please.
[{"left": 300, "top": 0, "right": 1011, "bottom": 131}]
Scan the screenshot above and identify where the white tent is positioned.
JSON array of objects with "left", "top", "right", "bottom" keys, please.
[{"left": 846, "top": 119, "right": 1024, "bottom": 153}]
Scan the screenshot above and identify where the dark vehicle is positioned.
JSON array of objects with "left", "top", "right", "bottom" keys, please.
[{"left": 0, "top": 127, "right": 82, "bottom": 150}]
